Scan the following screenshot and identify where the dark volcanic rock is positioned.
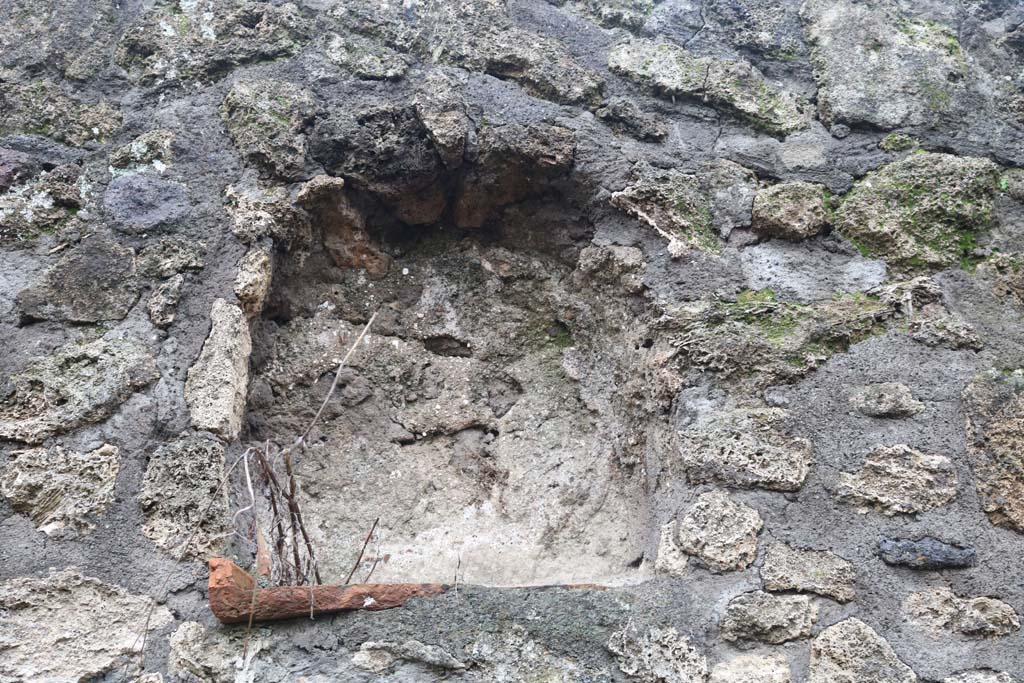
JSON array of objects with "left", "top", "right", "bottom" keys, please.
[
  {"left": 103, "top": 173, "right": 190, "bottom": 234},
  {"left": 878, "top": 537, "right": 977, "bottom": 569}
]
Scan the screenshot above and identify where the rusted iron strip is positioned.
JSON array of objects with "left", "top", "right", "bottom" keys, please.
[
  {"left": 208, "top": 558, "right": 608, "bottom": 624},
  {"left": 208, "top": 558, "right": 448, "bottom": 624}
]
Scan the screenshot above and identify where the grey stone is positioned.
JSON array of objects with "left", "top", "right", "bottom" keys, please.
[
  {"left": 136, "top": 238, "right": 205, "bottom": 278},
  {"left": 962, "top": 369, "right": 1024, "bottom": 533},
  {"left": 0, "top": 81, "right": 121, "bottom": 146},
  {"left": 720, "top": 591, "right": 817, "bottom": 645},
  {"left": 322, "top": 30, "right": 411, "bottom": 81},
  {"left": 220, "top": 79, "right": 317, "bottom": 181},
  {"left": 944, "top": 672, "right": 1017, "bottom": 683},
  {"left": 16, "top": 238, "right": 139, "bottom": 323},
  {"left": 739, "top": 241, "right": 887, "bottom": 303},
  {"left": 607, "top": 625, "right": 708, "bottom": 683},
  {"left": 0, "top": 444, "right": 119, "bottom": 535},
  {"left": 904, "top": 588, "right": 1020, "bottom": 637},
  {"left": 0, "top": 569, "right": 172, "bottom": 683},
  {"left": 752, "top": 181, "right": 830, "bottom": 241},
  {"left": 878, "top": 537, "right": 977, "bottom": 570},
  {"left": 709, "top": 654, "right": 791, "bottom": 683},
  {"left": 103, "top": 173, "right": 190, "bottom": 235},
  {"left": 147, "top": 273, "right": 184, "bottom": 329},
  {"left": 837, "top": 444, "right": 958, "bottom": 515},
  {"left": 138, "top": 434, "right": 228, "bottom": 559},
  {"left": 610, "top": 161, "right": 718, "bottom": 256},
  {"left": 676, "top": 408, "right": 812, "bottom": 491},
  {"left": 596, "top": 97, "right": 668, "bottom": 142},
  {"left": 833, "top": 152, "right": 1001, "bottom": 274},
  {"left": 168, "top": 621, "right": 270, "bottom": 682},
  {"left": 809, "top": 618, "right": 917, "bottom": 683},
  {"left": 414, "top": 70, "right": 472, "bottom": 169},
  {"left": 184, "top": 298, "right": 251, "bottom": 441},
  {"left": 233, "top": 245, "right": 274, "bottom": 319},
  {"left": 116, "top": 2, "right": 309, "bottom": 86},
  {"left": 608, "top": 38, "right": 807, "bottom": 135},
  {"left": 851, "top": 382, "right": 924, "bottom": 418},
  {"left": 352, "top": 640, "right": 467, "bottom": 672},
  {"left": 802, "top": 0, "right": 973, "bottom": 130},
  {"left": 760, "top": 543, "right": 856, "bottom": 603},
  {"left": 0, "top": 338, "right": 159, "bottom": 444},
  {"left": 675, "top": 490, "right": 763, "bottom": 572},
  {"left": 109, "top": 129, "right": 174, "bottom": 171}
]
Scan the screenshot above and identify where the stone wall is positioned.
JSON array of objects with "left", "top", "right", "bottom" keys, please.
[{"left": 1, "top": 0, "right": 1023, "bottom": 681}]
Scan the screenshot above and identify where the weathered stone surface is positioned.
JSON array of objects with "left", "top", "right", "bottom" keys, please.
[
  {"left": 454, "top": 122, "right": 576, "bottom": 229},
  {"left": 706, "top": 160, "right": 758, "bottom": 238},
  {"left": 0, "top": 0, "right": 118, "bottom": 82},
  {"left": 414, "top": 70, "right": 472, "bottom": 169},
  {"left": 673, "top": 283, "right": 923, "bottom": 390},
  {"left": 760, "top": 543, "right": 856, "bottom": 603},
  {"left": 470, "top": 624, "right": 604, "bottom": 681},
  {"left": 311, "top": 99, "right": 447, "bottom": 225},
  {"left": 654, "top": 519, "right": 688, "bottom": 577},
  {"left": 103, "top": 173, "right": 190, "bottom": 235},
  {"left": 0, "top": 444, "right": 118, "bottom": 535},
  {"left": 0, "top": 147, "right": 38, "bottom": 192},
  {"left": 168, "top": 620, "right": 270, "bottom": 683},
  {"left": 851, "top": 383, "right": 924, "bottom": 418},
  {"left": 136, "top": 238, "right": 205, "bottom": 278},
  {"left": 809, "top": 618, "right": 917, "bottom": 683},
  {"left": 0, "top": 338, "right": 159, "bottom": 444},
  {"left": 802, "top": 0, "right": 971, "bottom": 130},
  {"left": 233, "top": 244, "right": 273, "bottom": 318},
  {"left": 720, "top": 591, "right": 817, "bottom": 645},
  {"left": 296, "top": 175, "right": 390, "bottom": 277},
  {"left": 906, "top": 308, "right": 983, "bottom": 351},
  {"left": 574, "top": 244, "right": 646, "bottom": 295},
  {"left": 109, "top": 129, "right": 174, "bottom": 171},
  {"left": 676, "top": 408, "right": 812, "bottom": 491},
  {"left": 944, "top": 672, "right": 1017, "bottom": 683},
  {"left": 611, "top": 161, "right": 718, "bottom": 256},
  {"left": 329, "top": 0, "right": 603, "bottom": 106},
  {"left": 221, "top": 79, "right": 316, "bottom": 181},
  {"left": 878, "top": 537, "right": 977, "bottom": 570},
  {"left": 0, "top": 81, "right": 121, "bottom": 146},
  {"left": 962, "top": 369, "right": 1024, "bottom": 533},
  {"left": 0, "top": 162, "right": 84, "bottom": 243},
  {"left": 117, "top": 2, "right": 309, "bottom": 86},
  {"left": 138, "top": 434, "right": 228, "bottom": 558},
  {"left": 837, "top": 445, "right": 958, "bottom": 515},
  {"left": 709, "top": 653, "right": 791, "bottom": 683},
  {"left": 752, "top": 181, "right": 829, "bottom": 241},
  {"left": 608, "top": 38, "right": 806, "bottom": 135},
  {"left": 675, "top": 490, "right": 763, "bottom": 572},
  {"left": 184, "top": 299, "right": 251, "bottom": 440},
  {"left": 596, "top": 97, "right": 668, "bottom": 142},
  {"left": 834, "top": 153, "right": 1001, "bottom": 273},
  {"left": 608, "top": 625, "right": 708, "bottom": 683},
  {"left": 223, "top": 179, "right": 304, "bottom": 245},
  {"left": 0, "top": 569, "right": 172, "bottom": 683},
  {"left": 322, "top": 30, "right": 411, "bottom": 81},
  {"left": 904, "top": 588, "right": 1020, "bottom": 637},
  {"left": 16, "top": 238, "right": 138, "bottom": 323},
  {"left": 147, "top": 273, "right": 184, "bottom": 329},
  {"left": 352, "top": 640, "right": 467, "bottom": 672}
]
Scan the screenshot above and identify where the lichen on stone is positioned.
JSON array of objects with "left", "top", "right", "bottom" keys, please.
[
  {"left": 834, "top": 152, "right": 1002, "bottom": 273},
  {"left": 608, "top": 38, "right": 807, "bottom": 135}
]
